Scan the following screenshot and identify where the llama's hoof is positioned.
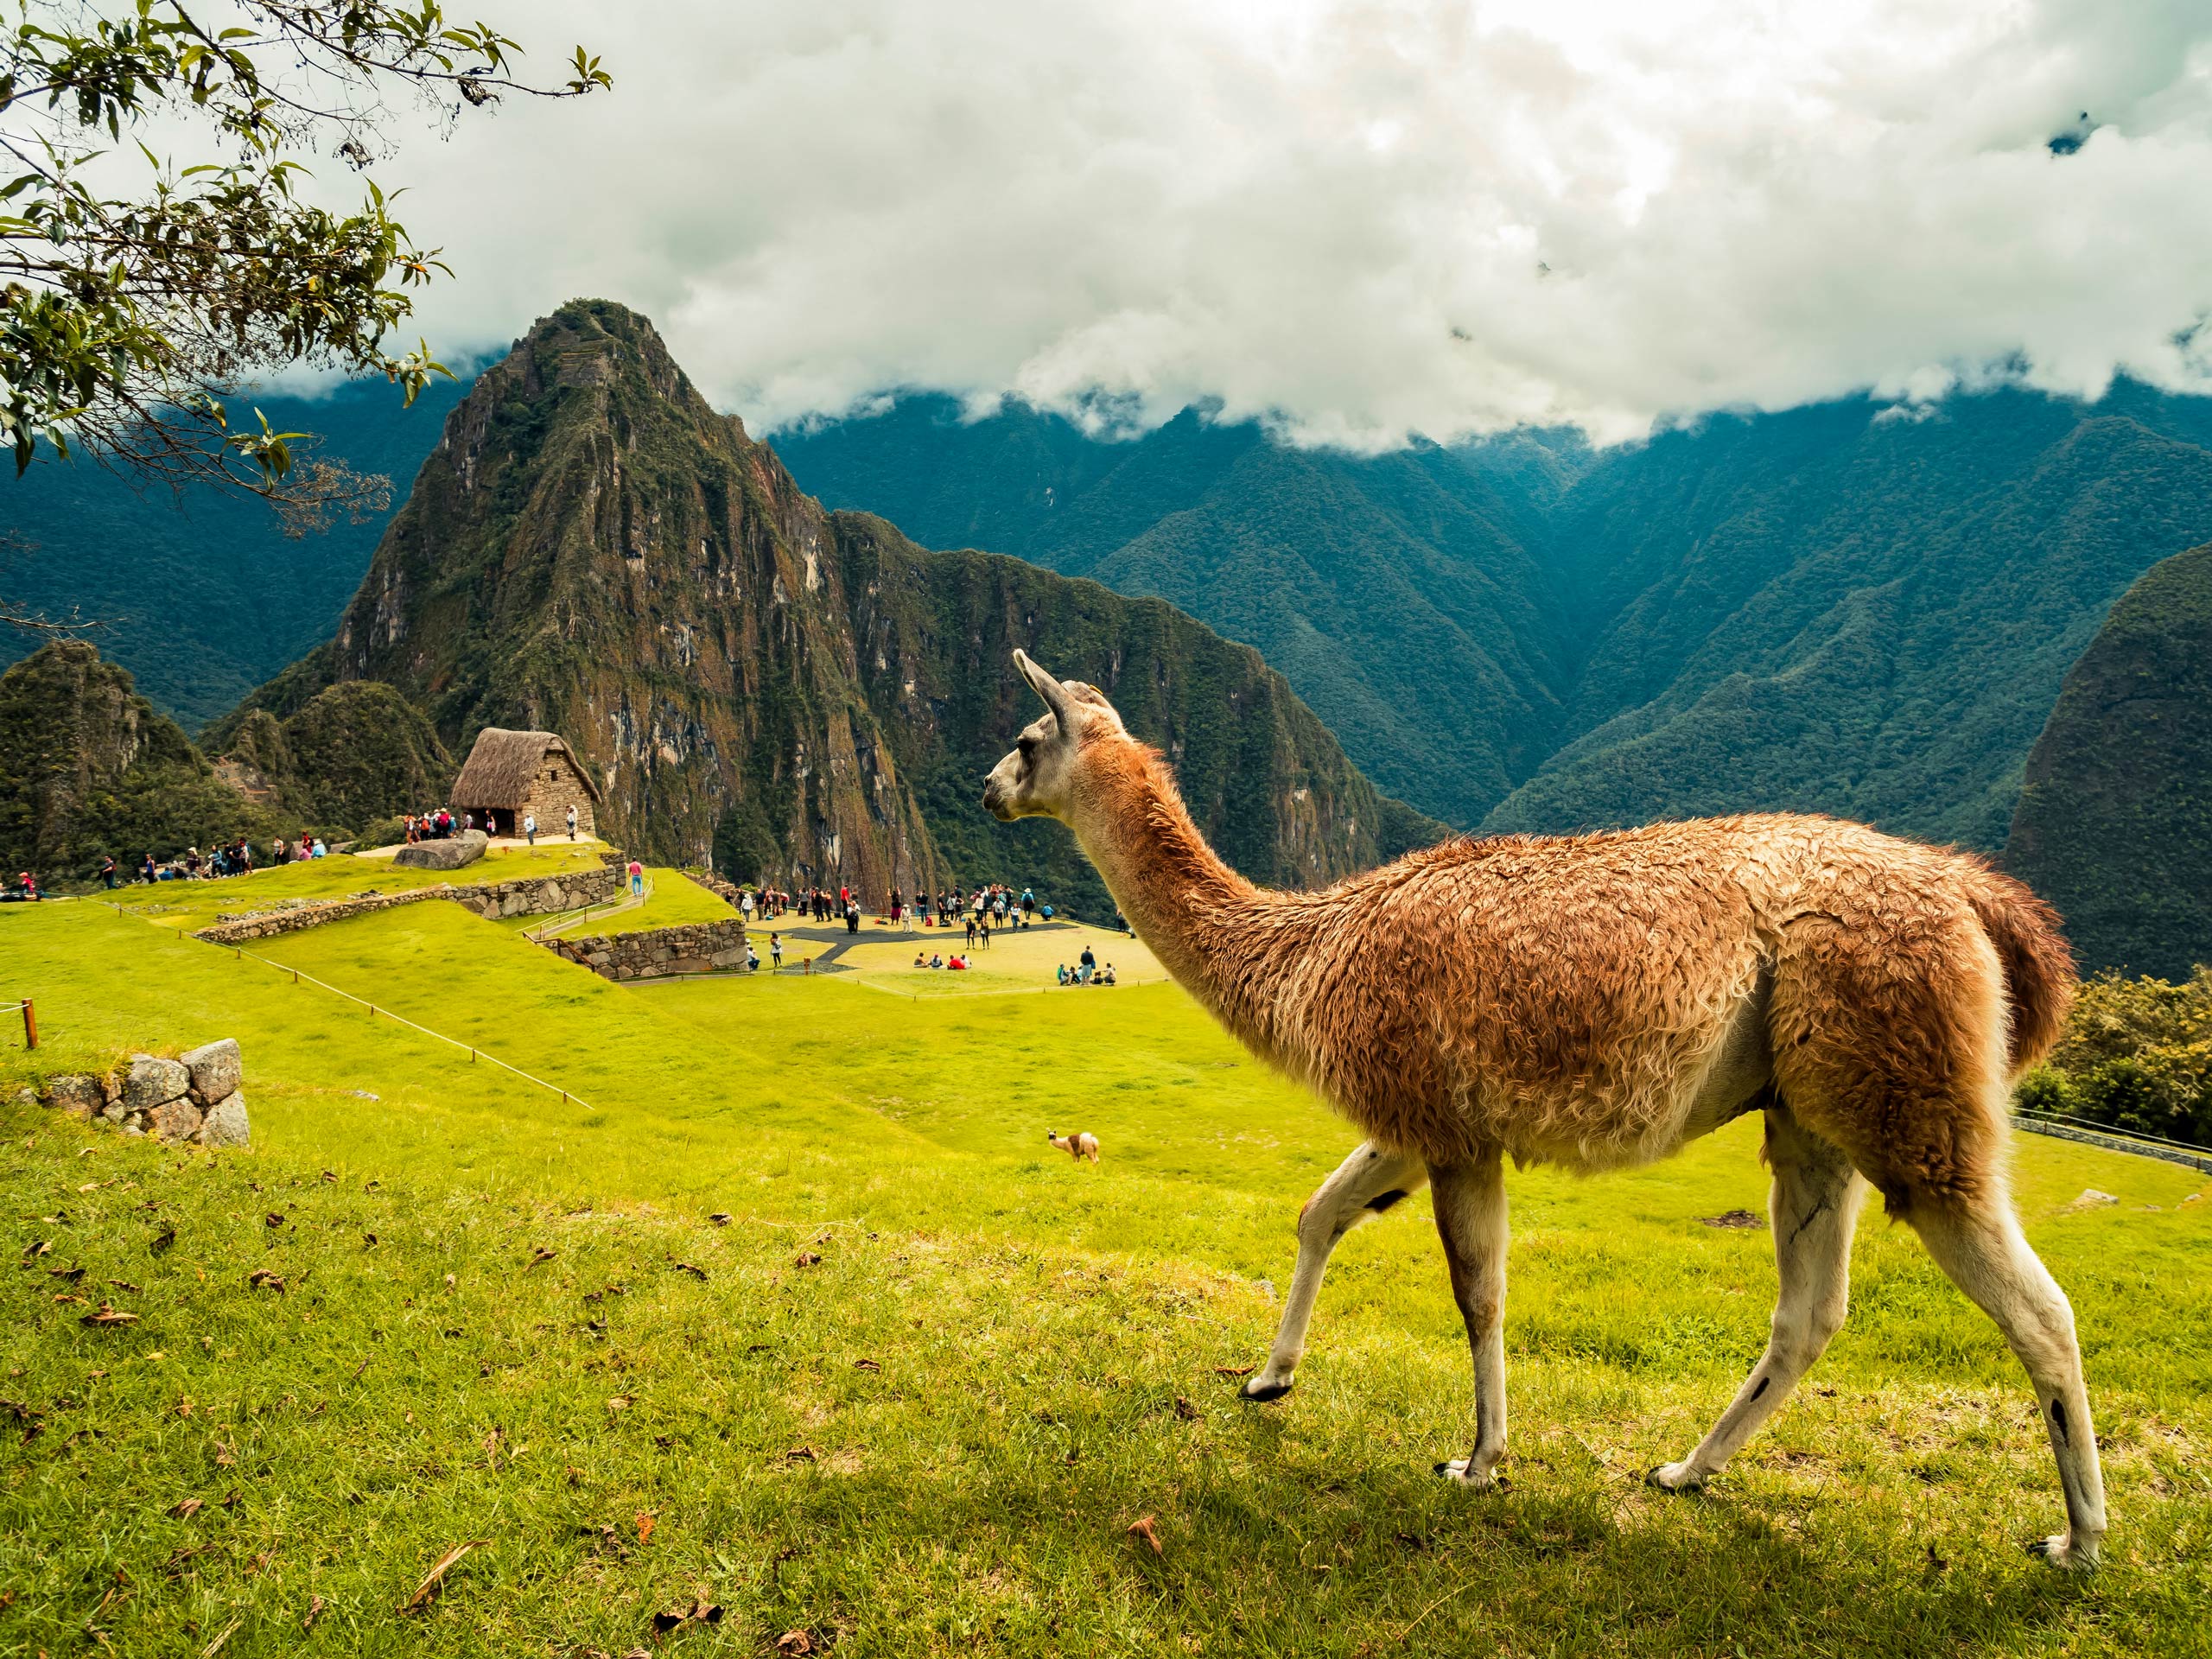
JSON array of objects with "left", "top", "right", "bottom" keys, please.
[
  {"left": 2024, "top": 1532, "right": 2101, "bottom": 1571},
  {"left": 1646, "top": 1460, "right": 1706, "bottom": 1493},
  {"left": 1432, "top": 1459, "right": 1505, "bottom": 1491},
  {"left": 1238, "top": 1376, "right": 1294, "bottom": 1403}
]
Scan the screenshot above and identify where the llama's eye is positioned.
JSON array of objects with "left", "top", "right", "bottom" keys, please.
[{"left": 1018, "top": 737, "right": 1035, "bottom": 759}]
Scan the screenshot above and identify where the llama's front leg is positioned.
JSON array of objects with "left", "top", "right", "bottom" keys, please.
[
  {"left": 1430, "top": 1146, "right": 1510, "bottom": 1488},
  {"left": 1240, "top": 1143, "right": 1427, "bottom": 1402},
  {"left": 1650, "top": 1109, "right": 1863, "bottom": 1491}
]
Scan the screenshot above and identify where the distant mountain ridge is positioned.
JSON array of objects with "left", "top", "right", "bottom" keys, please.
[
  {"left": 782, "top": 384, "right": 2212, "bottom": 849},
  {"left": 16, "top": 326, "right": 2212, "bottom": 880},
  {"left": 211, "top": 302, "right": 1437, "bottom": 915}
]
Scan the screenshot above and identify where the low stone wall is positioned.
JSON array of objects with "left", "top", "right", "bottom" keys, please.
[
  {"left": 22, "top": 1039, "right": 251, "bottom": 1147},
  {"left": 194, "top": 854, "right": 625, "bottom": 944},
  {"left": 200, "top": 887, "right": 447, "bottom": 943},
  {"left": 551, "top": 918, "right": 758, "bottom": 981}
]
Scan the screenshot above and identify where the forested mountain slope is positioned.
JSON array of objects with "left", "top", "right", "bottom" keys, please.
[
  {"left": 2005, "top": 542, "right": 2212, "bottom": 978},
  {"left": 0, "top": 378, "right": 467, "bottom": 728},
  {"left": 1486, "top": 390, "right": 2212, "bottom": 847}
]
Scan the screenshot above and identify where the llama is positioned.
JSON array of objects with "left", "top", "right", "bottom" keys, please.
[
  {"left": 983, "top": 650, "right": 2104, "bottom": 1568},
  {"left": 1048, "top": 1130, "right": 1102, "bottom": 1162}
]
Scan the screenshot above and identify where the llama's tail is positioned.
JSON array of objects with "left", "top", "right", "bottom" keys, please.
[{"left": 1962, "top": 867, "right": 2076, "bottom": 1075}]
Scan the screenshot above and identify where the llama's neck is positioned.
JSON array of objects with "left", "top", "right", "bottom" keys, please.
[{"left": 1065, "top": 741, "right": 1289, "bottom": 1033}]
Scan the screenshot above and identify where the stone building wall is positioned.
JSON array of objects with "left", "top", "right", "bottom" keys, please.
[{"left": 524, "top": 753, "right": 597, "bottom": 837}]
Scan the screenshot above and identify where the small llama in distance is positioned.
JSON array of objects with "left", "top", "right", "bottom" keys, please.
[{"left": 1047, "top": 1130, "right": 1101, "bottom": 1163}]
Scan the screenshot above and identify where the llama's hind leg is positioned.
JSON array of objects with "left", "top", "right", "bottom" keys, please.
[
  {"left": 1909, "top": 1199, "right": 2107, "bottom": 1568},
  {"left": 1241, "top": 1142, "right": 1427, "bottom": 1402},
  {"left": 1651, "top": 1108, "right": 1863, "bottom": 1491},
  {"left": 1430, "top": 1146, "right": 1510, "bottom": 1489}
]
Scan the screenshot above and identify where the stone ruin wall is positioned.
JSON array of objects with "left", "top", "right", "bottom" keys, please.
[
  {"left": 551, "top": 918, "right": 766, "bottom": 981},
  {"left": 23, "top": 1039, "right": 251, "bottom": 1147},
  {"left": 194, "top": 854, "right": 624, "bottom": 944}
]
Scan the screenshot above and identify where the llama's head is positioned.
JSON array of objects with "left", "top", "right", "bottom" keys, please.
[{"left": 982, "top": 650, "right": 1126, "bottom": 823}]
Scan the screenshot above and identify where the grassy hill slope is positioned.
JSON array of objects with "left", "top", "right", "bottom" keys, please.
[{"left": 2, "top": 876, "right": 2208, "bottom": 1655}]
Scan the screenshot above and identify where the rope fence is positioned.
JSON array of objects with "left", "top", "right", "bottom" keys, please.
[{"left": 218, "top": 944, "right": 595, "bottom": 1115}]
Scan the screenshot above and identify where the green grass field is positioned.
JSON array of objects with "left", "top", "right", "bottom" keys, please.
[{"left": 3, "top": 879, "right": 2209, "bottom": 1656}]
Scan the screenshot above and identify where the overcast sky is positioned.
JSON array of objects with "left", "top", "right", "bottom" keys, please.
[{"left": 336, "top": 0, "right": 2212, "bottom": 446}]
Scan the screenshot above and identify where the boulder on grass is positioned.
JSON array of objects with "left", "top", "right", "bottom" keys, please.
[
  {"left": 392, "top": 830, "right": 487, "bottom": 871},
  {"left": 41, "top": 1073, "right": 105, "bottom": 1122},
  {"left": 149, "top": 1097, "right": 205, "bottom": 1143},
  {"left": 180, "top": 1038, "right": 241, "bottom": 1104},
  {"left": 198, "top": 1090, "right": 251, "bottom": 1148},
  {"left": 122, "top": 1054, "right": 191, "bottom": 1112}
]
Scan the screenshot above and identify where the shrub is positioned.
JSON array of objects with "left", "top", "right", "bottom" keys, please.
[{"left": 2020, "top": 968, "right": 2212, "bottom": 1147}]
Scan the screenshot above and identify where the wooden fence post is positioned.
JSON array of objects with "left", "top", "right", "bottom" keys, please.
[{"left": 22, "top": 997, "right": 36, "bottom": 1050}]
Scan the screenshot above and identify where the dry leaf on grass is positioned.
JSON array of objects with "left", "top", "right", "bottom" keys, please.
[
  {"left": 247, "top": 1269, "right": 285, "bottom": 1293},
  {"left": 167, "top": 1497, "right": 203, "bottom": 1519},
  {"left": 109, "top": 1278, "right": 142, "bottom": 1293},
  {"left": 1128, "top": 1515, "right": 1164, "bottom": 1555},
  {"left": 784, "top": 1446, "right": 817, "bottom": 1463},
  {"left": 302, "top": 1593, "right": 326, "bottom": 1632},
  {"left": 1212, "top": 1364, "right": 1255, "bottom": 1377},
  {"left": 1174, "top": 1396, "right": 1200, "bottom": 1421},
  {"left": 794, "top": 1251, "right": 822, "bottom": 1268},
  {"left": 149, "top": 1224, "right": 175, "bottom": 1255},
  {"left": 670, "top": 1260, "right": 709, "bottom": 1281},
  {"left": 709, "top": 1212, "right": 732, "bottom": 1225},
  {"left": 264, "top": 1212, "right": 284, "bottom": 1228},
  {"left": 526, "top": 1248, "right": 557, "bottom": 1269},
  {"left": 398, "top": 1539, "right": 488, "bottom": 1612},
  {"left": 47, "top": 1263, "right": 85, "bottom": 1282},
  {"left": 635, "top": 1512, "right": 657, "bottom": 1545},
  {"left": 605, "top": 1395, "right": 632, "bottom": 1412},
  {"left": 651, "top": 1592, "right": 725, "bottom": 1633},
  {"left": 81, "top": 1304, "right": 138, "bottom": 1326},
  {"left": 853, "top": 1358, "right": 880, "bottom": 1373},
  {"left": 777, "top": 1632, "right": 815, "bottom": 1656},
  {"left": 1700, "top": 1209, "right": 1763, "bottom": 1230}
]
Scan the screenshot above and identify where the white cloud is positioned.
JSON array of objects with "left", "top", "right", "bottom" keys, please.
[{"left": 323, "top": 0, "right": 2212, "bottom": 446}]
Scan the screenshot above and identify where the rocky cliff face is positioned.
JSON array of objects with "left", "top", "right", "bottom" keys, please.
[
  {"left": 226, "top": 300, "right": 1438, "bottom": 908},
  {"left": 2007, "top": 541, "right": 2212, "bottom": 978}
]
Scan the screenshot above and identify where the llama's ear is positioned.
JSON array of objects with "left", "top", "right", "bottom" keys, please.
[{"left": 1014, "top": 649, "right": 1077, "bottom": 734}]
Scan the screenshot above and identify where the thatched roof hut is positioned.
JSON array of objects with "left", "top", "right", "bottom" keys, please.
[{"left": 452, "top": 728, "right": 601, "bottom": 837}]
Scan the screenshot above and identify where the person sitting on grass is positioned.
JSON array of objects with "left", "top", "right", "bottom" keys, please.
[
  {"left": 1101, "top": 963, "right": 1116, "bottom": 986},
  {"left": 930, "top": 953, "right": 944, "bottom": 969},
  {"left": 744, "top": 940, "right": 760, "bottom": 973},
  {"left": 948, "top": 953, "right": 969, "bottom": 970},
  {"left": 914, "top": 950, "right": 929, "bottom": 969},
  {"left": 1057, "top": 963, "right": 1070, "bottom": 986}
]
